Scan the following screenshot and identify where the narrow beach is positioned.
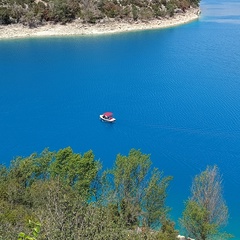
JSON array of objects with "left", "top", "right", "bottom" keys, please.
[{"left": 0, "top": 8, "right": 200, "bottom": 40}]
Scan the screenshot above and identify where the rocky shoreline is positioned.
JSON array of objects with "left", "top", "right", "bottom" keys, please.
[{"left": 0, "top": 8, "right": 200, "bottom": 40}]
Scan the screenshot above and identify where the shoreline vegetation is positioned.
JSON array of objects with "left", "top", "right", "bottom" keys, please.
[{"left": 0, "top": 7, "right": 200, "bottom": 40}]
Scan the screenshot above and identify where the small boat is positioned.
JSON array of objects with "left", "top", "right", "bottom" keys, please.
[{"left": 100, "top": 112, "right": 116, "bottom": 122}]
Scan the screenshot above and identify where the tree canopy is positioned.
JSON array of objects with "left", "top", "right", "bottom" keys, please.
[
  {"left": 103, "top": 149, "right": 173, "bottom": 228},
  {"left": 0, "top": 149, "right": 232, "bottom": 240},
  {"left": 0, "top": 147, "right": 177, "bottom": 240}
]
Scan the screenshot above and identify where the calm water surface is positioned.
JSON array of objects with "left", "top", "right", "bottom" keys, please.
[{"left": 1, "top": 0, "right": 240, "bottom": 238}]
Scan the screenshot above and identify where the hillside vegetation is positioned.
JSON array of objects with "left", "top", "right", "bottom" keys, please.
[{"left": 0, "top": 0, "right": 200, "bottom": 26}]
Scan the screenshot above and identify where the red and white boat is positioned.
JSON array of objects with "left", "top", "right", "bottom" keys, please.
[{"left": 100, "top": 112, "right": 116, "bottom": 122}]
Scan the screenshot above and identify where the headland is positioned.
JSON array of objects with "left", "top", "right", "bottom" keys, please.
[{"left": 0, "top": 8, "right": 200, "bottom": 40}]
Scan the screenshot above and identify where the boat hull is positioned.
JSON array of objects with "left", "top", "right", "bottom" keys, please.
[{"left": 100, "top": 115, "right": 116, "bottom": 122}]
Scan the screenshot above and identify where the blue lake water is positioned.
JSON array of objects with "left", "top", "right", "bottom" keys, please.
[{"left": 1, "top": 0, "right": 240, "bottom": 238}]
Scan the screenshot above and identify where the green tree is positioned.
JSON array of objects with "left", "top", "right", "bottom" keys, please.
[
  {"left": 108, "top": 149, "right": 152, "bottom": 226},
  {"left": 180, "top": 165, "right": 233, "bottom": 240},
  {"left": 156, "top": 219, "right": 179, "bottom": 240},
  {"left": 166, "top": 2, "right": 175, "bottom": 17},
  {"left": 8, "top": 148, "right": 53, "bottom": 189},
  {"left": 50, "top": 147, "right": 100, "bottom": 198},
  {"left": 143, "top": 168, "right": 173, "bottom": 228},
  {"left": 50, "top": 0, "right": 80, "bottom": 23},
  {"left": 104, "top": 149, "right": 173, "bottom": 229},
  {"left": 132, "top": 5, "right": 138, "bottom": 20}
]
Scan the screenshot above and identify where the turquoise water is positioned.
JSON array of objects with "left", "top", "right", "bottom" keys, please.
[{"left": 1, "top": 0, "right": 240, "bottom": 238}]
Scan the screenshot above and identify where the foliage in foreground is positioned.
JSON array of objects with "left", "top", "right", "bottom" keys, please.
[
  {"left": 0, "top": 147, "right": 231, "bottom": 239},
  {"left": 0, "top": 147, "right": 178, "bottom": 240}
]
